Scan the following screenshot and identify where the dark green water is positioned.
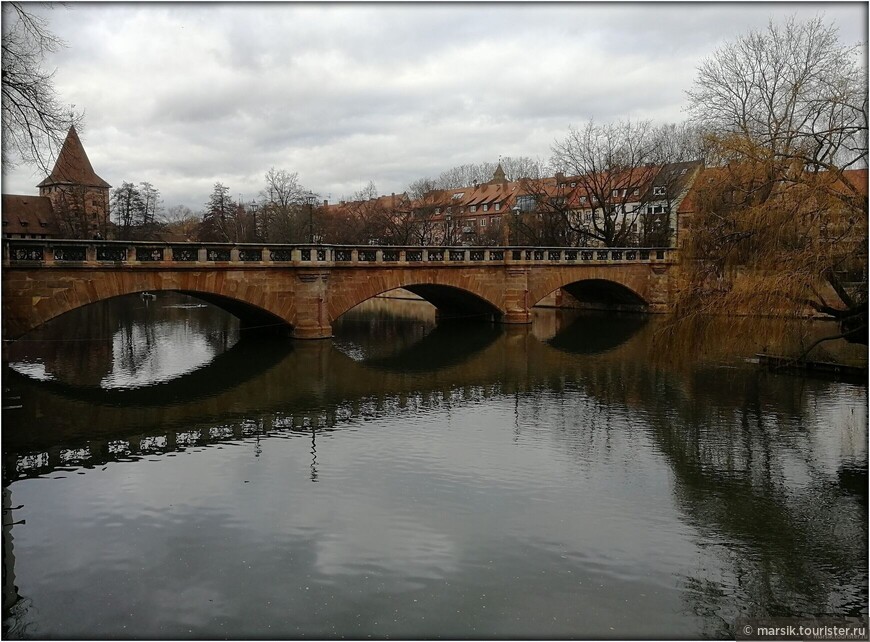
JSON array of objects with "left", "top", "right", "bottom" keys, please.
[{"left": 2, "top": 292, "right": 867, "bottom": 639}]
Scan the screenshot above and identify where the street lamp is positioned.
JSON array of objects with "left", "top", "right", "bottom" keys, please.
[
  {"left": 511, "top": 206, "right": 520, "bottom": 245},
  {"left": 306, "top": 193, "right": 316, "bottom": 244}
]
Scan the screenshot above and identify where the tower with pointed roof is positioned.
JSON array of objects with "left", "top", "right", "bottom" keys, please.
[
  {"left": 38, "top": 126, "right": 111, "bottom": 238},
  {"left": 490, "top": 163, "right": 507, "bottom": 185}
]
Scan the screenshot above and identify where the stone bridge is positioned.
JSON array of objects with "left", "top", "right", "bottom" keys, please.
[{"left": 2, "top": 239, "right": 677, "bottom": 340}]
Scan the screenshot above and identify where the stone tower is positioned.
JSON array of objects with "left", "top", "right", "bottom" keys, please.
[
  {"left": 491, "top": 162, "right": 507, "bottom": 184},
  {"left": 37, "top": 126, "right": 111, "bottom": 238}
]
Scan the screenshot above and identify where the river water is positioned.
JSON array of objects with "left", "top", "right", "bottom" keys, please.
[{"left": 2, "top": 292, "right": 867, "bottom": 639}]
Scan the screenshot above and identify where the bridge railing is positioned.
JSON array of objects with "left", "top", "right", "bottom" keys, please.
[{"left": 3, "top": 239, "right": 677, "bottom": 267}]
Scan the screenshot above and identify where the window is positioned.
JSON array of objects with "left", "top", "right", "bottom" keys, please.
[
  {"left": 580, "top": 195, "right": 587, "bottom": 203},
  {"left": 470, "top": 205, "right": 477, "bottom": 212},
  {"left": 633, "top": 188, "right": 640, "bottom": 196},
  {"left": 570, "top": 182, "right": 576, "bottom": 187},
  {"left": 451, "top": 192, "right": 464, "bottom": 200},
  {"left": 490, "top": 216, "right": 499, "bottom": 225},
  {"left": 653, "top": 186, "right": 666, "bottom": 196},
  {"left": 516, "top": 195, "right": 536, "bottom": 212},
  {"left": 621, "top": 189, "right": 627, "bottom": 197},
  {"left": 480, "top": 217, "right": 487, "bottom": 227},
  {"left": 612, "top": 189, "right": 619, "bottom": 197},
  {"left": 435, "top": 208, "right": 441, "bottom": 215},
  {"left": 494, "top": 202, "right": 501, "bottom": 211},
  {"left": 482, "top": 204, "right": 489, "bottom": 212}
]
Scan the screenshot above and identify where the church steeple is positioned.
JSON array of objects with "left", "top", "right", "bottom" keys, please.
[{"left": 37, "top": 126, "right": 110, "bottom": 189}]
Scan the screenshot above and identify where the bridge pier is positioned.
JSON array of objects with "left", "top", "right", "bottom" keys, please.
[
  {"left": 500, "top": 310, "right": 532, "bottom": 324},
  {"left": 292, "top": 270, "right": 333, "bottom": 339},
  {"left": 501, "top": 267, "right": 532, "bottom": 324},
  {"left": 291, "top": 323, "right": 333, "bottom": 340}
]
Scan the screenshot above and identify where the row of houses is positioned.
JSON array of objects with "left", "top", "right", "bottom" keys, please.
[{"left": 325, "top": 160, "right": 704, "bottom": 247}]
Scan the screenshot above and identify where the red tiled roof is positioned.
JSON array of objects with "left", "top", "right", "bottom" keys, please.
[
  {"left": 1, "top": 195, "right": 59, "bottom": 236},
  {"left": 37, "top": 126, "right": 111, "bottom": 189}
]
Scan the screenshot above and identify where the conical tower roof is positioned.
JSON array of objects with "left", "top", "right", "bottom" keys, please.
[
  {"left": 491, "top": 163, "right": 507, "bottom": 184},
  {"left": 37, "top": 126, "right": 111, "bottom": 189}
]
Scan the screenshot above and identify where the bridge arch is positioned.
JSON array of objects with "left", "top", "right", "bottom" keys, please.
[
  {"left": 530, "top": 269, "right": 652, "bottom": 313},
  {"left": 7, "top": 272, "right": 298, "bottom": 340},
  {"left": 328, "top": 273, "right": 505, "bottom": 325}
]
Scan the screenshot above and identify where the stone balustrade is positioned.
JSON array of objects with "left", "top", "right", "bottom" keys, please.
[{"left": 3, "top": 239, "right": 675, "bottom": 268}]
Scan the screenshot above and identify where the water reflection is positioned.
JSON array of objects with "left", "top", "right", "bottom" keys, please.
[
  {"left": 2, "top": 296, "right": 867, "bottom": 639},
  {"left": 545, "top": 309, "right": 649, "bottom": 355},
  {"left": 6, "top": 292, "right": 239, "bottom": 389}
]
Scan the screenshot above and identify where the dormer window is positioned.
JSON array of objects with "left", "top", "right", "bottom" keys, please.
[
  {"left": 633, "top": 188, "right": 640, "bottom": 196},
  {"left": 494, "top": 202, "right": 501, "bottom": 211},
  {"left": 482, "top": 204, "right": 489, "bottom": 212},
  {"left": 470, "top": 205, "right": 477, "bottom": 212},
  {"left": 653, "top": 186, "right": 666, "bottom": 196},
  {"left": 612, "top": 189, "right": 619, "bottom": 197},
  {"left": 570, "top": 182, "right": 576, "bottom": 187}
]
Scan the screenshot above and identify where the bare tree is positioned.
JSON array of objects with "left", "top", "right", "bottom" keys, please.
[
  {"left": 687, "top": 15, "right": 866, "bottom": 172},
  {"left": 679, "top": 16, "right": 868, "bottom": 349},
  {"left": 138, "top": 182, "right": 161, "bottom": 227},
  {"left": 111, "top": 182, "right": 145, "bottom": 240},
  {"left": 258, "top": 167, "right": 308, "bottom": 242},
  {"left": 162, "top": 205, "right": 199, "bottom": 241},
  {"left": 1, "top": 3, "right": 82, "bottom": 172},
  {"left": 550, "top": 119, "right": 662, "bottom": 246},
  {"left": 434, "top": 156, "right": 543, "bottom": 189}
]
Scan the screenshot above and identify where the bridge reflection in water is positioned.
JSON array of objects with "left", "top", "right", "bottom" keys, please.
[{"left": 2, "top": 292, "right": 867, "bottom": 639}]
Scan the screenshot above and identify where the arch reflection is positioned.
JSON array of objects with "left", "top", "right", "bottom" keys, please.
[{"left": 545, "top": 309, "right": 649, "bottom": 355}]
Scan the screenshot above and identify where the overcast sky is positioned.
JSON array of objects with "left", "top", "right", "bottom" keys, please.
[{"left": 2, "top": 2, "right": 866, "bottom": 212}]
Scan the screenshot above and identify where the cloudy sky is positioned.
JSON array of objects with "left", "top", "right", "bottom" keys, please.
[{"left": 2, "top": 2, "right": 866, "bottom": 211}]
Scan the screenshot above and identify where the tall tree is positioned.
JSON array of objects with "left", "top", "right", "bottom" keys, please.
[
  {"left": 111, "top": 182, "right": 145, "bottom": 239},
  {"left": 679, "top": 16, "right": 868, "bottom": 348},
  {"left": 687, "top": 16, "right": 866, "bottom": 172},
  {"left": 1, "top": 3, "right": 82, "bottom": 172},
  {"left": 199, "top": 183, "right": 236, "bottom": 242},
  {"left": 138, "top": 181, "right": 161, "bottom": 227},
  {"left": 258, "top": 168, "right": 309, "bottom": 242},
  {"left": 550, "top": 119, "right": 663, "bottom": 246}
]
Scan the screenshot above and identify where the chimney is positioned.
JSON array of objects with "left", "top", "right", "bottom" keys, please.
[{"left": 323, "top": 199, "right": 328, "bottom": 207}]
